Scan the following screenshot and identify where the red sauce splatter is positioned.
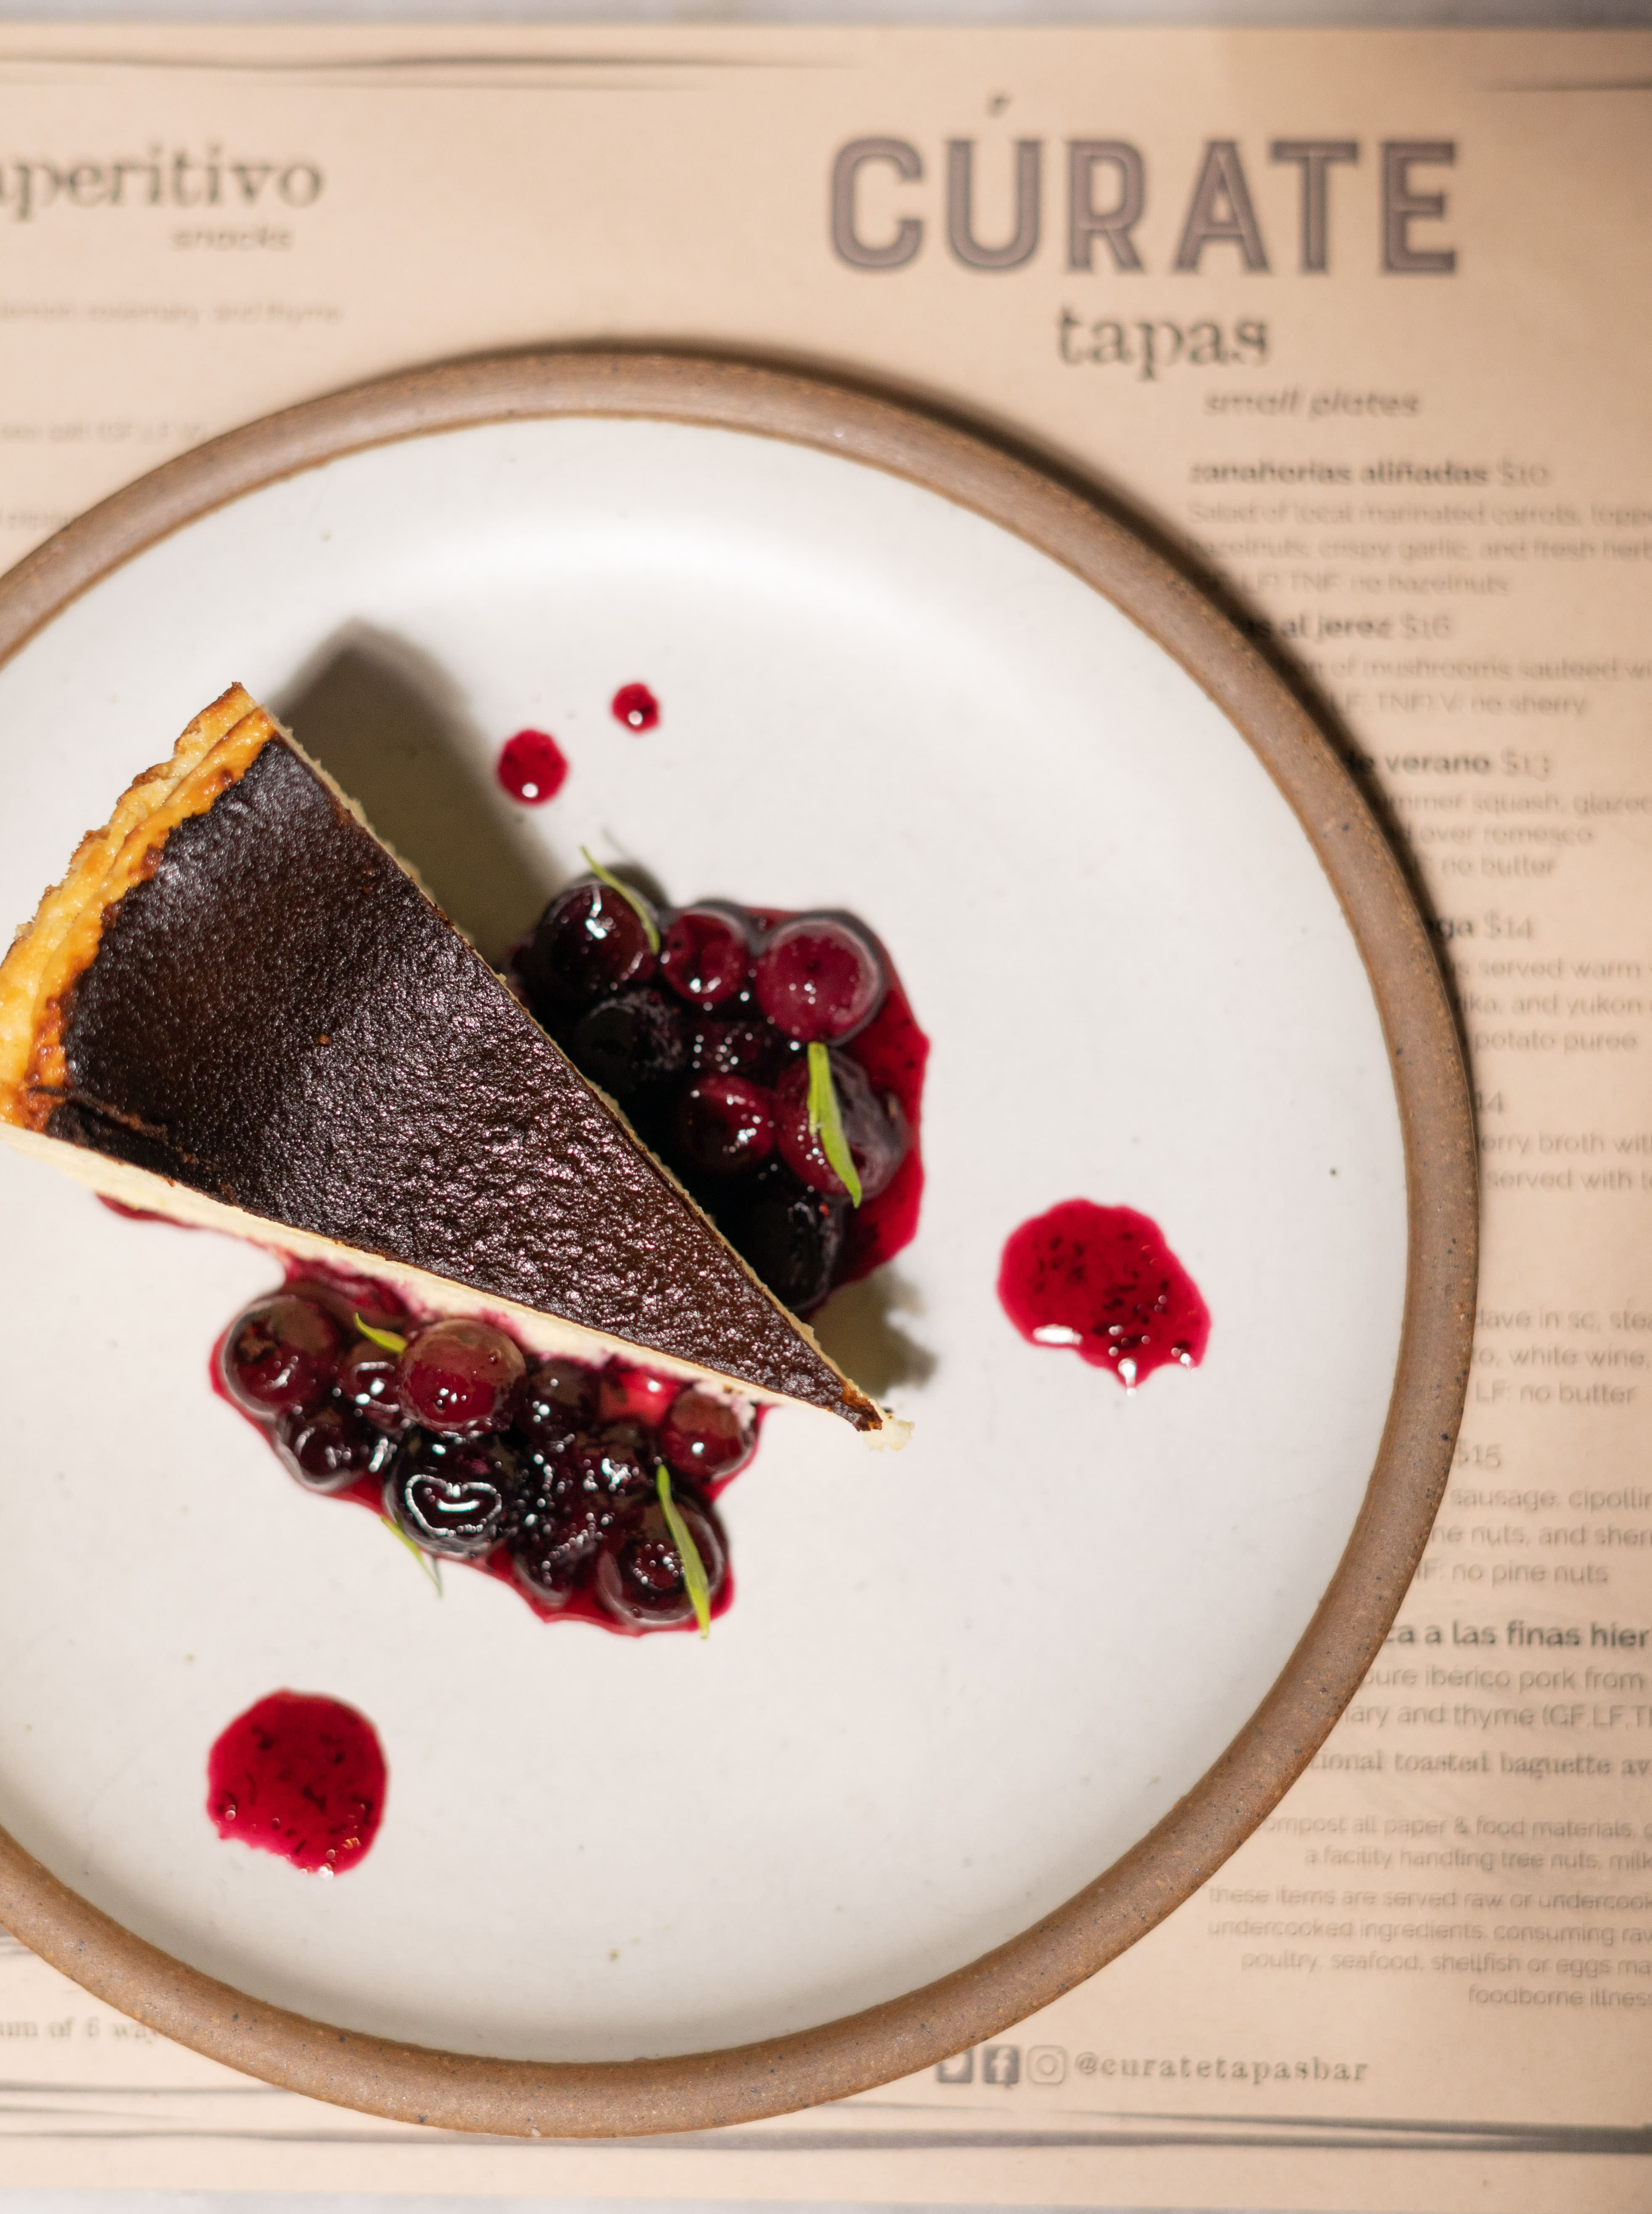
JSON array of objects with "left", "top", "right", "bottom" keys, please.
[
  {"left": 998, "top": 1200, "right": 1209, "bottom": 1388},
  {"left": 206, "top": 1690, "right": 386, "bottom": 1876},
  {"left": 611, "top": 683, "right": 659, "bottom": 733},
  {"left": 496, "top": 728, "right": 568, "bottom": 805}
]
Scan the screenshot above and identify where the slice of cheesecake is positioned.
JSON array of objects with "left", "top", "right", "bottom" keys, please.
[{"left": 0, "top": 685, "right": 896, "bottom": 1438}]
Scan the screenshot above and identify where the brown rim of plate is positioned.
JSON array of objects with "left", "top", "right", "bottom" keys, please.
[{"left": 0, "top": 349, "right": 1476, "bottom": 2139}]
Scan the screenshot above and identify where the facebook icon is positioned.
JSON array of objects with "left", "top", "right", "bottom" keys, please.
[{"left": 982, "top": 2044, "right": 1021, "bottom": 2086}]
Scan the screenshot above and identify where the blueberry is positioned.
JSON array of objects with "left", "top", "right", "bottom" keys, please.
[
  {"left": 516, "top": 1356, "right": 599, "bottom": 1455},
  {"left": 383, "top": 1428, "right": 523, "bottom": 1558},
  {"left": 336, "top": 1341, "right": 405, "bottom": 1435},
  {"left": 568, "top": 988, "right": 687, "bottom": 1098},
  {"left": 773, "top": 1052, "right": 905, "bottom": 1202},
  {"left": 595, "top": 1495, "right": 726, "bottom": 1633},
  {"left": 506, "top": 1425, "right": 653, "bottom": 1603},
  {"left": 659, "top": 1387, "right": 755, "bottom": 1483},
  {"left": 688, "top": 1014, "right": 788, "bottom": 1082},
  {"left": 518, "top": 880, "right": 656, "bottom": 1020},
  {"left": 220, "top": 1293, "right": 344, "bottom": 1420},
  {"left": 728, "top": 1162, "right": 845, "bottom": 1314},
  {"left": 397, "top": 1319, "right": 525, "bottom": 1438},
  {"left": 673, "top": 1075, "right": 776, "bottom": 1179},
  {"left": 275, "top": 1402, "right": 395, "bottom": 1494},
  {"left": 659, "top": 906, "right": 752, "bottom": 1010},
  {"left": 754, "top": 916, "right": 884, "bottom": 1044}
]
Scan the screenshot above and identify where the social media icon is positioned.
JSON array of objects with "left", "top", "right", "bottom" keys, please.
[
  {"left": 1027, "top": 2044, "right": 1067, "bottom": 2085},
  {"left": 983, "top": 2043, "right": 1021, "bottom": 2086},
  {"left": 935, "top": 2050, "right": 974, "bottom": 2083}
]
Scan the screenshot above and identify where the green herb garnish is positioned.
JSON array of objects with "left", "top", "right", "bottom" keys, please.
[
  {"left": 806, "top": 1040, "right": 862, "bottom": 1207},
  {"left": 354, "top": 1312, "right": 408, "bottom": 1356},
  {"left": 381, "top": 1515, "right": 442, "bottom": 1595},
  {"left": 656, "top": 1464, "right": 712, "bottom": 1639},
  {"left": 580, "top": 846, "right": 660, "bottom": 955}
]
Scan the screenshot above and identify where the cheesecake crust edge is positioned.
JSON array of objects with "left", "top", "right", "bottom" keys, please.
[{"left": 0, "top": 684, "right": 275, "bottom": 1131}]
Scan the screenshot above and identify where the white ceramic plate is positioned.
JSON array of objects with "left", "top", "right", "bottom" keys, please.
[{"left": 0, "top": 405, "right": 1408, "bottom": 2065}]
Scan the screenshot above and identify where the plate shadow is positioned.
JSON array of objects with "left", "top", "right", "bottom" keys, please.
[
  {"left": 274, "top": 625, "right": 558, "bottom": 965},
  {"left": 810, "top": 1269, "right": 936, "bottom": 1403}
]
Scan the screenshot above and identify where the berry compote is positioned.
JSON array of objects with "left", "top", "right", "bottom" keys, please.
[
  {"left": 216, "top": 1266, "right": 747, "bottom": 1637},
  {"left": 512, "top": 879, "right": 928, "bottom": 1315}
]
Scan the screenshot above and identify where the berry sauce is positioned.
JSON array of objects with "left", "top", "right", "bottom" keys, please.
[
  {"left": 98, "top": 1195, "right": 179, "bottom": 1226},
  {"left": 212, "top": 1262, "right": 745, "bottom": 1639},
  {"left": 496, "top": 728, "right": 568, "bottom": 805},
  {"left": 998, "top": 1200, "right": 1210, "bottom": 1388},
  {"left": 206, "top": 1690, "right": 386, "bottom": 1876},
  {"left": 834, "top": 966, "right": 926, "bottom": 1286},
  {"left": 611, "top": 683, "right": 659, "bottom": 732}
]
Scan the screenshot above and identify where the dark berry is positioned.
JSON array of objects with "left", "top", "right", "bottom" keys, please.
[
  {"left": 397, "top": 1318, "right": 525, "bottom": 1437},
  {"left": 383, "top": 1429, "right": 522, "bottom": 1558},
  {"left": 274, "top": 1402, "right": 394, "bottom": 1494},
  {"left": 568, "top": 988, "right": 687, "bottom": 1098},
  {"left": 773, "top": 1053, "right": 906, "bottom": 1203},
  {"left": 673, "top": 1075, "right": 776, "bottom": 1179},
  {"left": 518, "top": 881, "right": 656, "bottom": 1019},
  {"left": 659, "top": 907, "right": 751, "bottom": 1010},
  {"left": 593, "top": 1415, "right": 653, "bottom": 1461},
  {"left": 516, "top": 1356, "right": 599, "bottom": 1455},
  {"left": 507, "top": 1425, "right": 653, "bottom": 1603},
  {"left": 754, "top": 916, "right": 884, "bottom": 1044},
  {"left": 688, "top": 1015, "right": 787, "bottom": 1083},
  {"left": 659, "top": 1388, "right": 754, "bottom": 1484},
  {"left": 595, "top": 1495, "right": 726, "bottom": 1633},
  {"left": 220, "top": 1293, "right": 345, "bottom": 1420},
  {"left": 568, "top": 1426, "right": 656, "bottom": 1506},
  {"left": 729, "top": 1163, "right": 844, "bottom": 1314},
  {"left": 596, "top": 1362, "right": 679, "bottom": 1431},
  {"left": 508, "top": 1508, "right": 587, "bottom": 1609},
  {"left": 336, "top": 1341, "right": 405, "bottom": 1435}
]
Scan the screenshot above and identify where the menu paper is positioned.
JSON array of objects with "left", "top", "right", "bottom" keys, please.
[{"left": 0, "top": 25, "right": 1648, "bottom": 2213}]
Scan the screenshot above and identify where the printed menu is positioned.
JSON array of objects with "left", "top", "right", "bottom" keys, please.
[{"left": 0, "top": 24, "right": 1648, "bottom": 2212}]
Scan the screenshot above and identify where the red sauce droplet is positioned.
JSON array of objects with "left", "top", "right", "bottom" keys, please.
[
  {"left": 207, "top": 1691, "right": 387, "bottom": 1876},
  {"left": 998, "top": 1200, "right": 1210, "bottom": 1388},
  {"left": 611, "top": 683, "right": 659, "bottom": 733},
  {"left": 496, "top": 728, "right": 568, "bottom": 805}
]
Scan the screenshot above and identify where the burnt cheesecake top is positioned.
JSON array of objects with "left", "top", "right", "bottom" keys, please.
[{"left": 0, "top": 687, "right": 880, "bottom": 1429}]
